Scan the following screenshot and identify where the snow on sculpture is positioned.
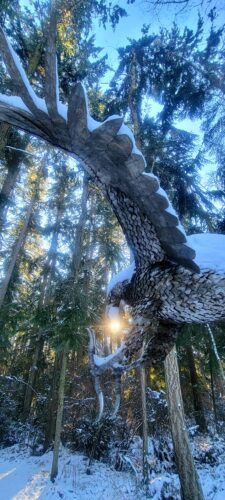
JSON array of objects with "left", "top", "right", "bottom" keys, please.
[{"left": 0, "top": 24, "right": 225, "bottom": 369}]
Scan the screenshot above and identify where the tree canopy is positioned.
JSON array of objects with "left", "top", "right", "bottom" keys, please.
[{"left": 0, "top": 2, "right": 225, "bottom": 497}]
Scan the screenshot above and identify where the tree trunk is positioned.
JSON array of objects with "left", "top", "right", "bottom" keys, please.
[
  {"left": 0, "top": 123, "right": 10, "bottom": 151},
  {"left": 0, "top": 46, "right": 45, "bottom": 231},
  {"left": 139, "top": 360, "right": 149, "bottom": 486},
  {"left": 186, "top": 344, "right": 207, "bottom": 433},
  {"left": 207, "top": 324, "right": 225, "bottom": 396},
  {"left": 50, "top": 344, "right": 68, "bottom": 482},
  {"left": 111, "top": 371, "right": 122, "bottom": 418},
  {"left": 40, "top": 169, "right": 68, "bottom": 304},
  {"left": 0, "top": 198, "right": 34, "bottom": 308},
  {"left": 22, "top": 171, "right": 67, "bottom": 420},
  {"left": 88, "top": 329, "right": 104, "bottom": 422},
  {"left": 22, "top": 338, "right": 44, "bottom": 420},
  {"left": 0, "top": 159, "right": 44, "bottom": 309},
  {"left": 164, "top": 346, "right": 204, "bottom": 500},
  {"left": 45, "top": 173, "right": 87, "bottom": 447},
  {"left": 43, "top": 351, "right": 61, "bottom": 451},
  {"left": 70, "top": 173, "right": 89, "bottom": 280},
  {"left": 209, "top": 350, "right": 218, "bottom": 430},
  {"left": 0, "top": 158, "right": 20, "bottom": 230}
]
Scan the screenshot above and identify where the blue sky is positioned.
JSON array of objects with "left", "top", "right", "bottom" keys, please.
[
  {"left": 93, "top": 0, "right": 225, "bottom": 73},
  {"left": 92, "top": 0, "right": 224, "bottom": 141},
  {"left": 92, "top": 0, "right": 225, "bottom": 184}
]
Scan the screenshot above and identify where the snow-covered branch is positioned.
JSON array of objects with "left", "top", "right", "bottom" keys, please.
[
  {"left": 0, "top": 27, "right": 47, "bottom": 118},
  {"left": 87, "top": 326, "right": 148, "bottom": 421},
  {"left": 93, "top": 344, "right": 125, "bottom": 372}
]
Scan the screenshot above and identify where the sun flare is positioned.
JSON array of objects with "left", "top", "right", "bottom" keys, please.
[{"left": 109, "top": 319, "right": 121, "bottom": 334}]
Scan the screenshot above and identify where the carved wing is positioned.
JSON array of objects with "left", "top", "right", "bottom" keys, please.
[{"left": 0, "top": 26, "right": 199, "bottom": 272}]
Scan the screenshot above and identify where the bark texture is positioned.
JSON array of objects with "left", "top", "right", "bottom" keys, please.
[
  {"left": 50, "top": 345, "right": 68, "bottom": 481},
  {"left": 70, "top": 173, "right": 89, "bottom": 280},
  {"left": 0, "top": 161, "right": 20, "bottom": 229},
  {"left": 0, "top": 123, "right": 10, "bottom": 151},
  {"left": 164, "top": 346, "right": 204, "bottom": 500},
  {"left": 44, "top": 352, "right": 61, "bottom": 452},
  {"left": 22, "top": 338, "right": 44, "bottom": 420},
  {"left": 0, "top": 198, "right": 34, "bottom": 308},
  {"left": 139, "top": 357, "right": 149, "bottom": 485}
]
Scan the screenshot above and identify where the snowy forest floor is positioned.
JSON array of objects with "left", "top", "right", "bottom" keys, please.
[{"left": 1, "top": 438, "right": 225, "bottom": 500}]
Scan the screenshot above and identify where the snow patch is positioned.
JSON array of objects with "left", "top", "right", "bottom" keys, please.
[
  {"left": 106, "top": 305, "right": 120, "bottom": 320},
  {"left": 142, "top": 174, "right": 187, "bottom": 237},
  {"left": 0, "top": 445, "right": 137, "bottom": 499},
  {"left": 5, "top": 35, "right": 48, "bottom": 114},
  {"left": 81, "top": 84, "right": 101, "bottom": 132},
  {"left": 107, "top": 234, "right": 225, "bottom": 298},
  {"left": 1, "top": 438, "right": 225, "bottom": 500},
  {"left": 0, "top": 94, "right": 32, "bottom": 113},
  {"left": 107, "top": 262, "right": 136, "bottom": 295},
  {"left": 118, "top": 123, "right": 146, "bottom": 161},
  {"left": 94, "top": 344, "right": 124, "bottom": 368},
  {"left": 187, "top": 233, "right": 225, "bottom": 273}
]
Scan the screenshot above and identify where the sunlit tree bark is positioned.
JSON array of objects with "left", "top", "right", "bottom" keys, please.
[{"left": 164, "top": 345, "right": 204, "bottom": 500}]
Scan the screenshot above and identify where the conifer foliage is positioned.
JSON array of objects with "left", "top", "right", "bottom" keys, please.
[{"left": 0, "top": 2, "right": 225, "bottom": 498}]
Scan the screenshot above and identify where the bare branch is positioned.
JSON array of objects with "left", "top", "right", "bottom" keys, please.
[
  {"left": 5, "top": 146, "right": 38, "bottom": 157},
  {"left": 88, "top": 328, "right": 125, "bottom": 419}
]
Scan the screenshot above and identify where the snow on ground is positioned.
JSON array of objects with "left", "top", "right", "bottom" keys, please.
[
  {"left": 0, "top": 445, "right": 138, "bottom": 500},
  {"left": 1, "top": 442, "right": 225, "bottom": 499}
]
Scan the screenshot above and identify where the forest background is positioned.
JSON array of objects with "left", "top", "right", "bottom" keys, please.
[{"left": 0, "top": 0, "right": 225, "bottom": 494}]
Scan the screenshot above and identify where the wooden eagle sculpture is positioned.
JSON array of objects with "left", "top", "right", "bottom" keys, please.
[{"left": 0, "top": 24, "right": 225, "bottom": 367}]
